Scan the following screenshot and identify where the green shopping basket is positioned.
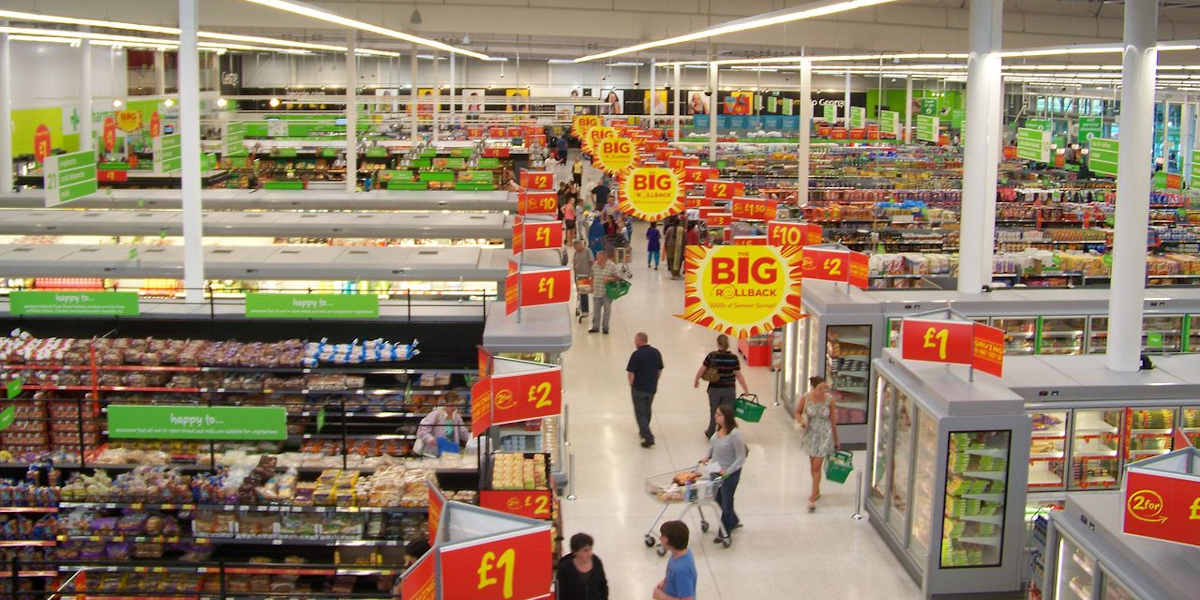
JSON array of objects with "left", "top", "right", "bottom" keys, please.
[
  {"left": 733, "top": 393, "right": 765, "bottom": 423},
  {"left": 824, "top": 450, "right": 854, "bottom": 484},
  {"left": 605, "top": 279, "right": 631, "bottom": 300}
]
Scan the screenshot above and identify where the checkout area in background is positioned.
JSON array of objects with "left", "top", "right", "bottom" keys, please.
[{"left": 859, "top": 338, "right": 1200, "bottom": 599}]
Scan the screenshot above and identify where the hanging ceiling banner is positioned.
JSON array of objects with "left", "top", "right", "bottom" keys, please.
[
  {"left": 594, "top": 136, "right": 637, "bottom": 175},
  {"left": 582, "top": 125, "right": 616, "bottom": 155},
  {"left": 677, "top": 245, "right": 805, "bottom": 338},
  {"left": 618, "top": 167, "right": 685, "bottom": 222}
]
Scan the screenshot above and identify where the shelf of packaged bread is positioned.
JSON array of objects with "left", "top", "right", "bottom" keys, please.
[
  {"left": 56, "top": 563, "right": 403, "bottom": 577},
  {"left": 20, "top": 385, "right": 201, "bottom": 393},
  {"left": 0, "top": 364, "right": 425, "bottom": 375},
  {"left": 57, "top": 534, "right": 410, "bottom": 547},
  {"left": 0, "top": 539, "right": 55, "bottom": 547},
  {"left": 56, "top": 501, "right": 427, "bottom": 514},
  {"left": 0, "top": 505, "right": 58, "bottom": 513}
]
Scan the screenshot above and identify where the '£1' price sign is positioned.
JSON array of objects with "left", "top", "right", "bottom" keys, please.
[
  {"left": 899, "top": 319, "right": 975, "bottom": 365},
  {"left": 518, "top": 267, "right": 571, "bottom": 307},
  {"left": 439, "top": 528, "right": 553, "bottom": 600}
]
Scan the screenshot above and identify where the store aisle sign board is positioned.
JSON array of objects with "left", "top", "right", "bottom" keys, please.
[
  {"left": 519, "top": 171, "right": 554, "bottom": 190},
  {"left": 1089, "top": 138, "right": 1120, "bottom": 178},
  {"left": 1123, "top": 451, "right": 1200, "bottom": 547},
  {"left": 517, "top": 191, "right": 558, "bottom": 216},
  {"left": 731, "top": 197, "right": 778, "bottom": 221},
  {"left": 915, "top": 115, "right": 939, "bottom": 144},
  {"left": 1017, "top": 127, "right": 1051, "bottom": 163},
  {"left": 1025, "top": 118, "right": 1053, "bottom": 132},
  {"left": 678, "top": 244, "right": 805, "bottom": 338},
  {"left": 244, "top": 293, "right": 379, "bottom": 319},
  {"left": 43, "top": 150, "right": 98, "bottom": 207},
  {"left": 619, "top": 167, "right": 684, "bottom": 222},
  {"left": 471, "top": 363, "right": 563, "bottom": 434},
  {"left": 704, "top": 179, "right": 744, "bottom": 200},
  {"left": 879, "top": 110, "right": 900, "bottom": 136},
  {"left": 439, "top": 524, "right": 553, "bottom": 600},
  {"left": 799, "top": 247, "right": 869, "bottom": 290},
  {"left": 899, "top": 319, "right": 1006, "bottom": 377},
  {"left": 400, "top": 547, "right": 436, "bottom": 600},
  {"left": 223, "top": 122, "right": 247, "bottom": 157},
  {"left": 767, "top": 221, "right": 823, "bottom": 247},
  {"left": 848, "top": 106, "right": 866, "bottom": 130},
  {"left": 479, "top": 489, "right": 554, "bottom": 521},
  {"left": 1078, "top": 116, "right": 1103, "bottom": 143},
  {"left": 823, "top": 103, "right": 837, "bottom": 123},
  {"left": 682, "top": 166, "right": 719, "bottom": 185},
  {"left": 153, "top": 134, "right": 182, "bottom": 174},
  {"left": 512, "top": 218, "right": 564, "bottom": 254},
  {"left": 10, "top": 291, "right": 138, "bottom": 316},
  {"left": 108, "top": 405, "right": 287, "bottom": 440},
  {"left": 518, "top": 267, "right": 572, "bottom": 308}
]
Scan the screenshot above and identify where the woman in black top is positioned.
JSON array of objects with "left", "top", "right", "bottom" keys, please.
[{"left": 556, "top": 532, "right": 609, "bottom": 600}]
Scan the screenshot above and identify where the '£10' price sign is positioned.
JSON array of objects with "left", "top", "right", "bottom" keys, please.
[
  {"left": 440, "top": 528, "right": 553, "bottom": 600},
  {"left": 767, "top": 221, "right": 823, "bottom": 247},
  {"left": 518, "top": 191, "right": 557, "bottom": 216}
]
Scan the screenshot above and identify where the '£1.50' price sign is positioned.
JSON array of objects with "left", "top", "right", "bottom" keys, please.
[
  {"left": 440, "top": 527, "right": 553, "bottom": 600},
  {"left": 899, "top": 318, "right": 1006, "bottom": 377},
  {"left": 731, "top": 197, "right": 778, "bottom": 221}
]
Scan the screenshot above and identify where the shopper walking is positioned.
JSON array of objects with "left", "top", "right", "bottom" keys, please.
[
  {"left": 646, "top": 222, "right": 661, "bottom": 270},
  {"left": 555, "top": 532, "right": 609, "bottom": 600},
  {"left": 653, "top": 521, "right": 696, "bottom": 600},
  {"left": 663, "top": 217, "right": 686, "bottom": 279},
  {"left": 572, "top": 239, "right": 593, "bottom": 319},
  {"left": 587, "top": 215, "right": 606, "bottom": 257},
  {"left": 796, "top": 376, "right": 840, "bottom": 512},
  {"left": 626, "top": 332, "right": 663, "bottom": 448},
  {"left": 589, "top": 250, "right": 621, "bottom": 334},
  {"left": 592, "top": 177, "right": 611, "bottom": 213},
  {"left": 693, "top": 334, "right": 749, "bottom": 438},
  {"left": 684, "top": 221, "right": 701, "bottom": 246},
  {"left": 701, "top": 403, "right": 746, "bottom": 543},
  {"left": 572, "top": 158, "right": 584, "bottom": 186},
  {"left": 563, "top": 199, "right": 577, "bottom": 241}
]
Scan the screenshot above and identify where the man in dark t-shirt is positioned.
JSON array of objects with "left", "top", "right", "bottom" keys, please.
[
  {"left": 694, "top": 334, "right": 749, "bottom": 438},
  {"left": 592, "top": 179, "right": 611, "bottom": 212},
  {"left": 627, "top": 331, "right": 664, "bottom": 448}
]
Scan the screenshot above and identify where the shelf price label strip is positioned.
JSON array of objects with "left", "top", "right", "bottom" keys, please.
[{"left": 899, "top": 317, "right": 1005, "bottom": 378}]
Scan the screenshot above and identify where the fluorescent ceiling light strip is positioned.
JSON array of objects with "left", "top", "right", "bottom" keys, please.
[
  {"left": 574, "top": 0, "right": 900, "bottom": 62},
  {"left": 0, "top": 25, "right": 176, "bottom": 46},
  {"left": 10, "top": 34, "right": 80, "bottom": 45},
  {"left": 999, "top": 44, "right": 1122, "bottom": 58},
  {"left": 0, "top": 9, "right": 176, "bottom": 34},
  {"left": 242, "top": 0, "right": 489, "bottom": 60}
]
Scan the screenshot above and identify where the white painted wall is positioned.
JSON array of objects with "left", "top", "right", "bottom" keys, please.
[{"left": 11, "top": 41, "right": 128, "bottom": 109}]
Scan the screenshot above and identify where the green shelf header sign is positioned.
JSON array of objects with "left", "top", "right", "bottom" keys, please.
[
  {"left": 822, "top": 103, "right": 837, "bottom": 123},
  {"left": 1078, "top": 117, "right": 1103, "bottom": 144},
  {"left": 1017, "top": 127, "right": 1051, "bottom": 163},
  {"left": 108, "top": 405, "right": 287, "bottom": 440},
  {"left": 10, "top": 291, "right": 139, "bottom": 316},
  {"left": 915, "top": 115, "right": 939, "bottom": 144},
  {"left": 245, "top": 293, "right": 379, "bottom": 319},
  {"left": 879, "top": 110, "right": 900, "bottom": 135},
  {"left": 1089, "top": 138, "right": 1120, "bottom": 178},
  {"left": 43, "top": 149, "right": 97, "bottom": 207},
  {"left": 848, "top": 106, "right": 866, "bottom": 130}
]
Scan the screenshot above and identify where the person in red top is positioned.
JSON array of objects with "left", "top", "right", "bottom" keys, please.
[{"left": 684, "top": 222, "right": 701, "bottom": 246}]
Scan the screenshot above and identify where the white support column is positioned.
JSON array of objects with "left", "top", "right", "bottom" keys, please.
[
  {"left": 904, "top": 76, "right": 913, "bottom": 144},
  {"left": 649, "top": 59, "right": 656, "bottom": 129},
  {"left": 0, "top": 27, "right": 12, "bottom": 193},
  {"left": 154, "top": 49, "right": 166, "bottom": 96},
  {"left": 844, "top": 72, "right": 851, "bottom": 126},
  {"left": 178, "top": 0, "right": 205, "bottom": 303},
  {"left": 673, "top": 64, "right": 681, "bottom": 142},
  {"left": 1182, "top": 99, "right": 1194, "bottom": 186},
  {"left": 1161, "top": 100, "right": 1171, "bottom": 171},
  {"left": 958, "top": 0, "right": 1003, "bottom": 294},
  {"left": 410, "top": 51, "right": 418, "bottom": 142},
  {"left": 798, "top": 58, "right": 812, "bottom": 207},
  {"left": 1107, "top": 0, "right": 1158, "bottom": 372},
  {"left": 449, "top": 52, "right": 456, "bottom": 132},
  {"left": 80, "top": 34, "right": 93, "bottom": 151},
  {"left": 345, "top": 32, "right": 357, "bottom": 194},
  {"left": 431, "top": 58, "right": 440, "bottom": 143},
  {"left": 708, "top": 62, "right": 718, "bottom": 163}
]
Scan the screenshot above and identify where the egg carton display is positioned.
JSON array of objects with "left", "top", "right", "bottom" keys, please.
[{"left": 488, "top": 452, "right": 549, "bottom": 491}]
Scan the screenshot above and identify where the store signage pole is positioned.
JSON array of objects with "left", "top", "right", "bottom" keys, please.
[
  {"left": 154, "top": 49, "right": 166, "bottom": 96},
  {"left": 0, "top": 25, "right": 12, "bottom": 193},
  {"left": 798, "top": 58, "right": 812, "bottom": 207},
  {"left": 673, "top": 63, "right": 681, "bottom": 142},
  {"left": 432, "top": 56, "right": 440, "bottom": 143},
  {"left": 1181, "top": 98, "right": 1194, "bottom": 187},
  {"left": 80, "top": 29, "right": 93, "bottom": 152},
  {"left": 1107, "top": 0, "right": 1158, "bottom": 373},
  {"left": 708, "top": 61, "right": 718, "bottom": 163},
  {"left": 449, "top": 52, "right": 456, "bottom": 130},
  {"left": 649, "top": 58, "right": 657, "bottom": 130},
  {"left": 904, "top": 76, "right": 913, "bottom": 144},
  {"left": 844, "top": 72, "right": 851, "bottom": 127},
  {"left": 1161, "top": 100, "right": 1171, "bottom": 171},
  {"left": 410, "top": 49, "right": 419, "bottom": 142},
  {"left": 345, "top": 31, "right": 358, "bottom": 194},
  {"left": 178, "top": 0, "right": 205, "bottom": 304},
  {"left": 958, "top": 0, "right": 1002, "bottom": 294}
]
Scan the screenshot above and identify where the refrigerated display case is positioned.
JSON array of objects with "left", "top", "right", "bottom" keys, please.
[
  {"left": 1028, "top": 410, "right": 1068, "bottom": 492},
  {"left": 1069, "top": 409, "right": 1121, "bottom": 491},
  {"left": 1090, "top": 315, "right": 1185, "bottom": 354},
  {"left": 867, "top": 349, "right": 1030, "bottom": 599},
  {"left": 1123, "top": 408, "right": 1174, "bottom": 464},
  {"left": 1181, "top": 406, "right": 1200, "bottom": 447},
  {"left": 992, "top": 317, "right": 1037, "bottom": 355},
  {"left": 826, "top": 324, "right": 872, "bottom": 427},
  {"left": 1043, "top": 492, "right": 1200, "bottom": 600},
  {"left": 1038, "top": 316, "right": 1086, "bottom": 356}
]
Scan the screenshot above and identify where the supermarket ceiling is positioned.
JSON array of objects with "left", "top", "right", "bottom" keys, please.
[{"left": 6, "top": 0, "right": 1200, "bottom": 62}]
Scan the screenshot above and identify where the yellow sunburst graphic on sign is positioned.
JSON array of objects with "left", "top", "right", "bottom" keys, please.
[
  {"left": 676, "top": 245, "right": 806, "bottom": 338},
  {"left": 618, "top": 167, "right": 685, "bottom": 222}
]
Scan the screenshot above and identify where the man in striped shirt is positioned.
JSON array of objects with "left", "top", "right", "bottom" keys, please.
[{"left": 694, "top": 334, "right": 749, "bottom": 438}]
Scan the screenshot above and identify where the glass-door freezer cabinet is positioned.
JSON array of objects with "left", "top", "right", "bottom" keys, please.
[{"left": 868, "top": 349, "right": 1031, "bottom": 599}]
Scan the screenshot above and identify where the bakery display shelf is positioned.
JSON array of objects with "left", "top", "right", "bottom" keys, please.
[
  {"left": 297, "top": 411, "right": 423, "bottom": 418},
  {"left": 57, "top": 534, "right": 408, "bottom": 547},
  {"left": 0, "top": 539, "right": 55, "bottom": 547},
  {"left": 57, "top": 563, "right": 403, "bottom": 577},
  {"left": 0, "top": 506, "right": 58, "bottom": 513},
  {"left": 56, "top": 501, "right": 427, "bottom": 515},
  {"left": 295, "top": 434, "right": 415, "bottom": 440},
  {"left": 2, "top": 364, "right": 432, "bottom": 376},
  {"left": 51, "top": 593, "right": 393, "bottom": 599},
  {"left": 21, "top": 385, "right": 201, "bottom": 393}
]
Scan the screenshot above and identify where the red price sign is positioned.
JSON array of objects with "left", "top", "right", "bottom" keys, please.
[
  {"left": 479, "top": 489, "right": 554, "bottom": 520},
  {"left": 518, "top": 192, "right": 557, "bottom": 215},
  {"left": 507, "top": 127, "right": 523, "bottom": 138},
  {"left": 668, "top": 154, "right": 699, "bottom": 174},
  {"left": 522, "top": 221, "right": 564, "bottom": 252},
  {"left": 33, "top": 124, "right": 52, "bottom": 164},
  {"left": 490, "top": 367, "right": 562, "bottom": 426},
  {"left": 767, "top": 221, "right": 822, "bottom": 247},
  {"left": 427, "top": 480, "right": 446, "bottom": 544},
  {"left": 704, "top": 179, "right": 744, "bottom": 200},
  {"left": 504, "top": 260, "right": 519, "bottom": 316},
  {"left": 439, "top": 528, "right": 553, "bottom": 600},
  {"left": 472, "top": 377, "right": 494, "bottom": 435},
  {"left": 520, "top": 171, "right": 554, "bottom": 190},
  {"left": 900, "top": 319, "right": 975, "bottom": 365},
  {"left": 400, "top": 550, "right": 436, "bottom": 600},
  {"left": 1123, "top": 469, "right": 1200, "bottom": 547},
  {"left": 732, "top": 236, "right": 768, "bottom": 246},
  {"left": 847, "top": 251, "right": 869, "bottom": 290},
  {"left": 685, "top": 196, "right": 706, "bottom": 209},
  {"left": 97, "top": 169, "right": 129, "bottom": 183},
  {"left": 489, "top": 126, "right": 508, "bottom": 138},
  {"left": 683, "top": 166, "right": 719, "bottom": 185},
  {"left": 467, "top": 126, "right": 486, "bottom": 139},
  {"left": 731, "top": 197, "right": 778, "bottom": 221},
  {"left": 971, "top": 323, "right": 1005, "bottom": 377},
  {"left": 103, "top": 116, "right": 117, "bottom": 152},
  {"left": 655, "top": 147, "right": 681, "bottom": 162},
  {"left": 800, "top": 247, "right": 851, "bottom": 283},
  {"left": 149, "top": 112, "right": 161, "bottom": 138},
  {"left": 518, "top": 268, "right": 571, "bottom": 307},
  {"left": 705, "top": 212, "right": 732, "bottom": 227}
]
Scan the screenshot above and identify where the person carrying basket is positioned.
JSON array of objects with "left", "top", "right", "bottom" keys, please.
[
  {"left": 796, "top": 376, "right": 840, "bottom": 512},
  {"left": 700, "top": 403, "right": 746, "bottom": 544}
]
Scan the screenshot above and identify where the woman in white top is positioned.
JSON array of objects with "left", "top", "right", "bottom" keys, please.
[{"left": 415, "top": 391, "right": 469, "bottom": 456}]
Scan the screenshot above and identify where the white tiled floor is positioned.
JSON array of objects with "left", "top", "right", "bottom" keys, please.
[{"left": 559, "top": 203, "right": 923, "bottom": 598}]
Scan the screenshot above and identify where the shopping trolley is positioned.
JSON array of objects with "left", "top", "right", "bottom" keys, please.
[
  {"left": 642, "top": 465, "right": 729, "bottom": 554},
  {"left": 575, "top": 275, "right": 593, "bottom": 323}
]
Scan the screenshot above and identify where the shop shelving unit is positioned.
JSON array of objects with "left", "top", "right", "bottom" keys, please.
[{"left": 0, "top": 188, "right": 517, "bottom": 212}]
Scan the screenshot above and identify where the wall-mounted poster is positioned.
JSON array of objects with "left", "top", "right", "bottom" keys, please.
[
  {"left": 687, "top": 91, "right": 709, "bottom": 115},
  {"left": 600, "top": 89, "right": 623, "bottom": 115},
  {"left": 723, "top": 91, "right": 754, "bottom": 115},
  {"left": 463, "top": 89, "right": 485, "bottom": 113},
  {"left": 506, "top": 88, "right": 530, "bottom": 113},
  {"left": 417, "top": 88, "right": 435, "bottom": 116},
  {"left": 644, "top": 89, "right": 668, "bottom": 116}
]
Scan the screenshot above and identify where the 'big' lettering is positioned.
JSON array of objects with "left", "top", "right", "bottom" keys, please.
[{"left": 710, "top": 256, "right": 779, "bottom": 284}]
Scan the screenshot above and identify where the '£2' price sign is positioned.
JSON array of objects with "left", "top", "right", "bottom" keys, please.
[{"left": 519, "top": 171, "right": 554, "bottom": 190}]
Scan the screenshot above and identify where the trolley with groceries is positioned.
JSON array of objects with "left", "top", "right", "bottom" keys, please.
[{"left": 643, "top": 464, "right": 730, "bottom": 554}]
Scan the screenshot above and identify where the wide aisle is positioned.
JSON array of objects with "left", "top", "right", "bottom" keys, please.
[{"left": 560, "top": 222, "right": 922, "bottom": 599}]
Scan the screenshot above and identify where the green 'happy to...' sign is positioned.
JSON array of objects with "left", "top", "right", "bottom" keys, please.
[
  {"left": 1089, "top": 138, "right": 1120, "bottom": 178},
  {"left": 108, "top": 405, "right": 287, "bottom": 440},
  {"left": 245, "top": 293, "right": 379, "bottom": 319},
  {"left": 10, "top": 291, "right": 139, "bottom": 316},
  {"left": 1078, "top": 117, "right": 1103, "bottom": 144}
]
